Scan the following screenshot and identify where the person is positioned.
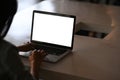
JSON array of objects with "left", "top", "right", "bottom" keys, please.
[{"left": 0, "top": 0, "right": 46, "bottom": 80}]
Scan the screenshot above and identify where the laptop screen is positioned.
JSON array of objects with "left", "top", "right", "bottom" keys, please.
[{"left": 31, "top": 10, "right": 76, "bottom": 49}]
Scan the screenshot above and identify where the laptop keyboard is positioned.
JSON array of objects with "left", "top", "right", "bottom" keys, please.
[
  {"left": 34, "top": 45, "right": 67, "bottom": 56},
  {"left": 19, "top": 45, "right": 70, "bottom": 62}
]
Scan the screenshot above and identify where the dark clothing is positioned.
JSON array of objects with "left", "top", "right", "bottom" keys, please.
[{"left": 0, "top": 38, "right": 34, "bottom": 80}]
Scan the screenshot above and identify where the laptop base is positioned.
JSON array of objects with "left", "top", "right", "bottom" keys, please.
[{"left": 19, "top": 50, "right": 71, "bottom": 63}]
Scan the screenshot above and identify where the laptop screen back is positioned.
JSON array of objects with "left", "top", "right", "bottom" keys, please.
[{"left": 31, "top": 10, "right": 76, "bottom": 49}]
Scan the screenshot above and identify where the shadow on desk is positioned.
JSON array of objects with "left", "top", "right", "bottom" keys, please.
[{"left": 39, "top": 68, "right": 91, "bottom": 80}]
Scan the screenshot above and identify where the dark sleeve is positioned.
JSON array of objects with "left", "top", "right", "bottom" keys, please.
[{"left": 6, "top": 46, "right": 35, "bottom": 80}]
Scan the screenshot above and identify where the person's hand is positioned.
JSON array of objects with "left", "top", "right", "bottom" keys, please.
[
  {"left": 29, "top": 49, "right": 47, "bottom": 80},
  {"left": 29, "top": 49, "right": 47, "bottom": 64},
  {"left": 17, "top": 42, "right": 35, "bottom": 52}
]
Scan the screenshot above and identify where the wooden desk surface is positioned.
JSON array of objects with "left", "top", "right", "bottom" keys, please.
[
  {"left": 21, "top": 35, "right": 120, "bottom": 80},
  {"left": 5, "top": 0, "right": 120, "bottom": 80}
]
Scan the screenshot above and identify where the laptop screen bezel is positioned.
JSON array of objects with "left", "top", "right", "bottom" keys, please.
[{"left": 31, "top": 10, "right": 76, "bottom": 50}]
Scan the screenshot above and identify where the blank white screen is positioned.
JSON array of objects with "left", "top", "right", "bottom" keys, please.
[{"left": 32, "top": 12, "right": 74, "bottom": 47}]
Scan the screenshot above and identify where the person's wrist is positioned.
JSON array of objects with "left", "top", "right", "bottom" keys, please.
[{"left": 30, "top": 60, "right": 42, "bottom": 70}]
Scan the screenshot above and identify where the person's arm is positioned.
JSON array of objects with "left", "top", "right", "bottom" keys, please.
[
  {"left": 17, "top": 42, "right": 47, "bottom": 80},
  {"left": 29, "top": 49, "right": 46, "bottom": 80}
]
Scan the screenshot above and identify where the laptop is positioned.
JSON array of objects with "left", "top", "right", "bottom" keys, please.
[{"left": 19, "top": 10, "right": 76, "bottom": 63}]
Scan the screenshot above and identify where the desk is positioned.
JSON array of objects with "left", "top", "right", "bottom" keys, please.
[
  {"left": 21, "top": 35, "right": 120, "bottom": 80},
  {"left": 5, "top": 0, "right": 120, "bottom": 80}
]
